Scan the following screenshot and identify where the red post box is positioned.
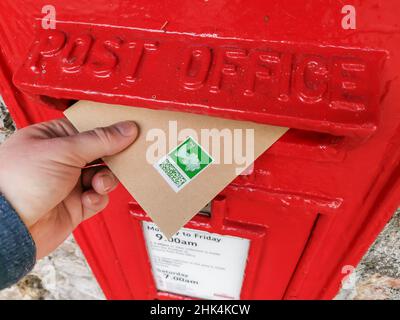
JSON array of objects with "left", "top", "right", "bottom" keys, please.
[{"left": 0, "top": 0, "right": 399, "bottom": 300}]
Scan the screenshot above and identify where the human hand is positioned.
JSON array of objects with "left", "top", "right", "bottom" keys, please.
[{"left": 0, "top": 118, "right": 138, "bottom": 259}]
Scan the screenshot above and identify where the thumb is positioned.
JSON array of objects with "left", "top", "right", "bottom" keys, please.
[{"left": 62, "top": 121, "right": 139, "bottom": 166}]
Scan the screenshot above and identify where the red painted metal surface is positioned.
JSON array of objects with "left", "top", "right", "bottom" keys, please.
[
  {"left": 1, "top": 0, "right": 400, "bottom": 300},
  {"left": 13, "top": 27, "right": 386, "bottom": 138}
]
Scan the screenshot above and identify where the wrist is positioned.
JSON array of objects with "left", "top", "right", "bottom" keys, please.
[{"left": 0, "top": 175, "right": 32, "bottom": 228}]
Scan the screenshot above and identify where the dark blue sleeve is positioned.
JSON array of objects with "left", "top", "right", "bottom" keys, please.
[{"left": 0, "top": 194, "right": 36, "bottom": 290}]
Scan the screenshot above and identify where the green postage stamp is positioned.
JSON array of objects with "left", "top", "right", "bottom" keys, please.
[{"left": 154, "top": 137, "right": 214, "bottom": 192}]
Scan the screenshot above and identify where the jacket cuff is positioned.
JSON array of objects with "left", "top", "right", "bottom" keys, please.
[{"left": 0, "top": 194, "right": 36, "bottom": 290}]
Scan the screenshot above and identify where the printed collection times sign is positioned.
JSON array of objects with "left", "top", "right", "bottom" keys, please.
[{"left": 142, "top": 221, "right": 250, "bottom": 300}]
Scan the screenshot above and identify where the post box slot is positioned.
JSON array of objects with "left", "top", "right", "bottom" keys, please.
[
  {"left": 267, "top": 129, "right": 348, "bottom": 162},
  {"left": 38, "top": 95, "right": 77, "bottom": 111},
  {"left": 36, "top": 91, "right": 349, "bottom": 163}
]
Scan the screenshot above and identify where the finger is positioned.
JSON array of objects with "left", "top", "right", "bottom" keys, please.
[
  {"left": 81, "top": 190, "right": 109, "bottom": 220},
  {"left": 91, "top": 168, "right": 118, "bottom": 195},
  {"left": 81, "top": 167, "right": 103, "bottom": 189},
  {"left": 60, "top": 120, "right": 139, "bottom": 166}
]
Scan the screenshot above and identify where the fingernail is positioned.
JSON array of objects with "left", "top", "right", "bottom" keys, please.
[
  {"left": 86, "top": 193, "right": 101, "bottom": 205},
  {"left": 101, "top": 174, "right": 114, "bottom": 192},
  {"left": 115, "top": 121, "right": 138, "bottom": 137}
]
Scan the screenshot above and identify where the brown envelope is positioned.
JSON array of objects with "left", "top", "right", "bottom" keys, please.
[{"left": 65, "top": 101, "right": 288, "bottom": 238}]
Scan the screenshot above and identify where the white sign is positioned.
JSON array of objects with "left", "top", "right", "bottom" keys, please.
[{"left": 142, "top": 221, "right": 250, "bottom": 300}]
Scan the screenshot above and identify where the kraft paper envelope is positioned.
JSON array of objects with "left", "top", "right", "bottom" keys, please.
[{"left": 65, "top": 101, "right": 288, "bottom": 238}]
